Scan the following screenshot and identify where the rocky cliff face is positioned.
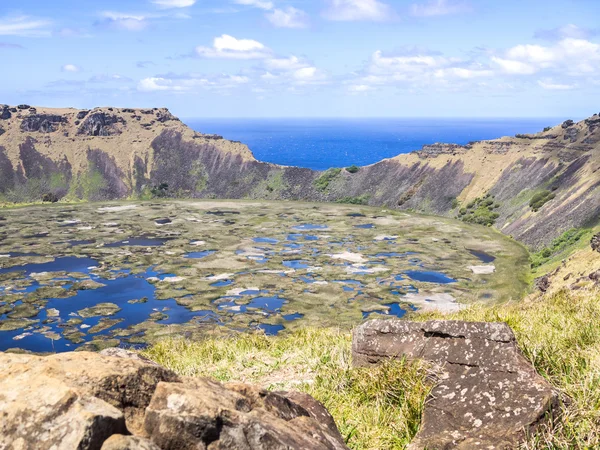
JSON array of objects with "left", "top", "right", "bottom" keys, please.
[{"left": 1, "top": 105, "right": 599, "bottom": 249}]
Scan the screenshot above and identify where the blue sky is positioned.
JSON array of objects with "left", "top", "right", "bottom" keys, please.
[{"left": 1, "top": 0, "right": 599, "bottom": 118}]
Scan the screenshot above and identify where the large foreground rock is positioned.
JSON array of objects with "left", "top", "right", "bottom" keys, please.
[
  {"left": 353, "top": 320, "right": 560, "bottom": 449},
  {"left": 0, "top": 351, "right": 347, "bottom": 450},
  {"left": 592, "top": 233, "right": 600, "bottom": 253}
]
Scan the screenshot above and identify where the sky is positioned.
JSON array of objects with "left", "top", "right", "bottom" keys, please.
[{"left": 1, "top": 0, "right": 599, "bottom": 118}]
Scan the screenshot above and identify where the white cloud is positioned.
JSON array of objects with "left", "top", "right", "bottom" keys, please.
[
  {"left": 411, "top": 0, "right": 471, "bottom": 17},
  {"left": 535, "top": 24, "right": 597, "bottom": 41},
  {"left": 348, "top": 49, "right": 495, "bottom": 92},
  {"left": 434, "top": 67, "right": 493, "bottom": 79},
  {"left": 89, "top": 74, "right": 132, "bottom": 83},
  {"left": 266, "top": 7, "right": 309, "bottom": 28},
  {"left": 151, "top": 0, "right": 196, "bottom": 8},
  {"left": 261, "top": 55, "right": 327, "bottom": 85},
  {"left": 537, "top": 79, "right": 576, "bottom": 90},
  {"left": 265, "top": 56, "right": 309, "bottom": 71},
  {"left": 348, "top": 84, "right": 373, "bottom": 92},
  {"left": 196, "top": 34, "right": 271, "bottom": 59},
  {"left": 99, "top": 12, "right": 149, "bottom": 31},
  {"left": 322, "top": 0, "right": 392, "bottom": 22},
  {"left": 493, "top": 38, "right": 600, "bottom": 76},
  {"left": 0, "top": 15, "right": 52, "bottom": 37},
  {"left": 61, "top": 64, "right": 81, "bottom": 73},
  {"left": 138, "top": 74, "right": 249, "bottom": 92},
  {"left": 234, "top": 0, "right": 274, "bottom": 10},
  {"left": 491, "top": 57, "right": 537, "bottom": 75}
]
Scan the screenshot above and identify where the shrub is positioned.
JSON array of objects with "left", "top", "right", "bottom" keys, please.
[
  {"left": 151, "top": 183, "right": 169, "bottom": 198},
  {"left": 346, "top": 165, "right": 360, "bottom": 174},
  {"left": 459, "top": 194, "right": 501, "bottom": 227},
  {"left": 530, "top": 228, "right": 587, "bottom": 268},
  {"left": 314, "top": 168, "right": 342, "bottom": 192},
  {"left": 530, "top": 190, "right": 556, "bottom": 212},
  {"left": 336, "top": 195, "right": 370, "bottom": 205}
]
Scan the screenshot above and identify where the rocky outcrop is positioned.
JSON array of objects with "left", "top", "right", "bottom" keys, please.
[
  {"left": 0, "top": 105, "right": 11, "bottom": 120},
  {"left": 416, "top": 143, "right": 468, "bottom": 159},
  {"left": 353, "top": 320, "right": 560, "bottom": 449},
  {"left": 20, "top": 114, "right": 67, "bottom": 133},
  {"left": 535, "top": 275, "right": 551, "bottom": 292},
  {"left": 0, "top": 351, "right": 347, "bottom": 450},
  {"left": 592, "top": 233, "right": 600, "bottom": 253},
  {"left": 78, "top": 112, "right": 124, "bottom": 136}
]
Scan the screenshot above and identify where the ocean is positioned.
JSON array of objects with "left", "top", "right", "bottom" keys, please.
[{"left": 185, "top": 118, "right": 563, "bottom": 171}]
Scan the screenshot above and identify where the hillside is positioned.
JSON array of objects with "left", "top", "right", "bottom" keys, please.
[{"left": 1, "top": 103, "right": 599, "bottom": 249}]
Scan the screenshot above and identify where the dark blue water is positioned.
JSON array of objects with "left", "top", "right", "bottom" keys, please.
[
  {"left": 405, "top": 270, "right": 457, "bottom": 284},
  {"left": 0, "top": 257, "right": 98, "bottom": 276},
  {"left": 186, "top": 118, "right": 561, "bottom": 171},
  {"left": 0, "top": 263, "right": 199, "bottom": 352},
  {"left": 362, "top": 303, "right": 411, "bottom": 319},
  {"left": 468, "top": 249, "right": 496, "bottom": 264},
  {"left": 185, "top": 251, "right": 216, "bottom": 259},
  {"left": 283, "top": 260, "right": 310, "bottom": 269}
]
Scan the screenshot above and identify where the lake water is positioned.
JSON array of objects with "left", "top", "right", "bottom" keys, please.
[{"left": 186, "top": 118, "right": 562, "bottom": 171}]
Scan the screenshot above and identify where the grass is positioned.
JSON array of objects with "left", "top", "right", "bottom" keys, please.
[
  {"left": 143, "top": 327, "right": 432, "bottom": 449},
  {"left": 143, "top": 287, "right": 600, "bottom": 449}
]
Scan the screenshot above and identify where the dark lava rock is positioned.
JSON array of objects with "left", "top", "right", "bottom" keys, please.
[
  {"left": 535, "top": 275, "right": 551, "bottom": 292},
  {"left": 589, "top": 270, "right": 600, "bottom": 283},
  {"left": 155, "top": 109, "right": 178, "bottom": 123},
  {"left": 77, "top": 110, "right": 90, "bottom": 120},
  {"left": 562, "top": 119, "right": 575, "bottom": 129},
  {"left": 42, "top": 192, "right": 60, "bottom": 203},
  {"left": 17, "top": 104, "right": 31, "bottom": 110},
  {"left": 592, "top": 233, "right": 600, "bottom": 253},
  {"left": 1, "top": 106, "right": 12, "bottom": 120},
  {"left": 0, "top": 127, "right": 4, "bottom": 137},
  {"left": 20, "top": 114, "right": 67, "bottom": 133},
  {"left": 78, "top": 112, "right": 123, "bottom": 136},
  {"left": 353, "top": 320, "right": 560, "bottom": 450},
  {"left": 0, "top": 349, "right": 347, "bottom": 450},
  {"left": 154, "top": 218, "right": 172, "bottom": 225}
]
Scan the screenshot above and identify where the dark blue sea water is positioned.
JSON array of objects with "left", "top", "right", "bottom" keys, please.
[{"left": 185, "top": 118, "right": 563, "bottom": 171}]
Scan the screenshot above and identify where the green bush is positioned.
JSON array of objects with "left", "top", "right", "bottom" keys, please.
[
  {"left": 314, "top": 168, "right": 342, "bottom": 192},
  {"left": 530, "top": 228, "right": 587, "bottom": 268},
  {"left": 459, "top": 194, "right": 501, "bottom": 226},
  {"left": 530, "top": 190, "right": 556, "bottom": 212},
  {"left": 151, "top": 183, "right": 169, "bottom": 198},
  {"left": 336, "top": 195, "right": 370, "bottom": 205},
  {"left": 346, "top": 165, "right": 360, "bottom": 174}
]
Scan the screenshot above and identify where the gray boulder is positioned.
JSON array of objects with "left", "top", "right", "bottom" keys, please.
[
  {"left": 144, "top": 379, "right": 349, "bottom": 450},
  {"left": 0, "top": 105, "right": 11, "bottom": 120},
  {"left": 353, "top": 320, "right": 560, "bottom": 449},
  {"left": 0, "top": 351, "right": 347, "bottom": 450},
  {"left": 592, "top": 233, "right": 600, "bottom": 253}
]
